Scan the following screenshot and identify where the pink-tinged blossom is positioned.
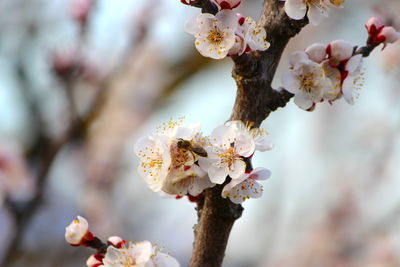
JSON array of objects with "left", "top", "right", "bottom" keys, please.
[
  {"left": 199, "top": 123, "right": 255, "bottom": 184},
  {"left": 65, "top": 216, "right": 91, "bottom": 246},
  {"left": 222, "top": 167, "right": 271, "bottom": 204},
  {"left": 185, "top": 10, "right": 238, "bottom": 59},
  {"left": 103, "top": 241, "right": 180, "bottom": 267},
  {"left": 212, "top": 0, "right": 241, "bottom": 10},
  {"left": 305, "top": 43, "right": 327, "bottom": 63},
  {"left": 378, "top": 27, "right": 400, "bottom": 44}
]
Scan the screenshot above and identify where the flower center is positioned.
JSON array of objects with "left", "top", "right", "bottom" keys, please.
[
  {"left": 122, "top": 255, "right": 137, "bottom": 267},
  {"left": 298, "top": 72, "right": 318, "bottom": 93},
  {"left": 329, "top": 0, "right": 344, "bottom": 6},
  {"left": 218, "top": 147, "right": 236, "bottom": 166},
  {"left": 208, "top": 28, "right": 224, "bottom": 44}
]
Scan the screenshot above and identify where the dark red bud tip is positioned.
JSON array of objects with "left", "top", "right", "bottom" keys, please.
[
  {"left": 175, "top": 195, "right": 183, "bottom": 199},
  {"left": 219, "top": 1, "right": 232, "bottom": 9},
  {"left": 238, "top": 17, "right": 245, "bottom": 25},
  {"left": 81, "top": 231, "right": 95, "bottom": 247}
]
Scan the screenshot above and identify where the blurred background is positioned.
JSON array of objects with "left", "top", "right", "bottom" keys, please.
[{"left": 0, "top": 0, "right": 399, "bottom": 266}]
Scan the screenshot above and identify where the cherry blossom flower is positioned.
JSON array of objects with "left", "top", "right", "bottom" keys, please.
[
  {"left": 87, "top": 254, "right": 104, "bottom": 267},
  {"left": 212, "top": 0, "right": 241, "bottom": 10},
  {"left": 103, "top": 241, "right": 180, "bottom": 267},
  {"left": 65, "top": 216, "right": 92, "bottom": 246},
  {"left": 225, "top": 121, "right": 273, "bottom": 152},
  {"left": 185, "top": 10, "right": 238, "bottom": 59},
  {"left": 136, "top": 120, "right": 214, "bottom": 196},
  {"left": 240, "top": 17, "right": 270, "bottom": 52},
  {"left": 222, "top": 167, "right": 271, "bottom": 204},
  {"left": 284, "top": 0, "right": 330, "bottom": 25},
  {"left": 282, "top": 51, "right": 331, "bottom": 110},
  {"left": 199, "top": 123, "right": 255, "bottom": 184}
]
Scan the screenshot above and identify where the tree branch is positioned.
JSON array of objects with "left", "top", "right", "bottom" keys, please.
[{"left": 189, "top": 1, "right": 307, "bottom": 267}]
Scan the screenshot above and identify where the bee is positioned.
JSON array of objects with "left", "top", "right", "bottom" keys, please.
[{"left": 177, "top": 138, "right": 208, "bottom": 158}]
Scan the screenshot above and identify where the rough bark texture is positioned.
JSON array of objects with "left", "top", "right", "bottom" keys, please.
[{"left": 189, "top": 1, "right": 307, "bottom": 267}]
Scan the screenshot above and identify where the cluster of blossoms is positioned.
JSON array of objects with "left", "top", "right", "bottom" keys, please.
[
  {"left": 135, "top": 119, "right": 272, "bottom": 204},
  {"left": 65, "top": 216, "right": 180, "bottom": 267},
  {"left": 282, "top": 17, "right": 400, "bottom": 110},
  {"left": 282, "top": 40, "right": 364, "bottom": 110},
  {"left": 284, "top": 0, "right": 345, "bottom": 25},
  {"left": 183, "top": 0, "right": 270, "bottom": 59}
]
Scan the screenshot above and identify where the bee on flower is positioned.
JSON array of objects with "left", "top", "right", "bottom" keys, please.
[{"left": 135, "top": 119, "right": 214, "bottom": 197}]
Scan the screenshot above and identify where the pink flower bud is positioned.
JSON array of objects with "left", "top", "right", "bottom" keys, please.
[
  {"left": 213, "top": 0, "right": 241, "bottom": 10},
  {"left": 378, "top": 26, "right": 400, "bottom": 44},
  {"left": 366, "top": 17, "right": 384, "bottom": 35}
]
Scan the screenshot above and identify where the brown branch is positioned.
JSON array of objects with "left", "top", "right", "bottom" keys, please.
[{"left": 189, "top": 1, "right": 307, "bottom": 267}]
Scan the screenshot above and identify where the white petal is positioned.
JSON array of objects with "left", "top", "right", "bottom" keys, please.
[
  {"left": 284, "top": 0, "right": 307, "bottom": 20},
  {"left": 215, "top": 10, "right": 238, "bottom": 32},
  {"left": 305, "top": 43, "right": 327, "bottom": 63},
  {"left": 282, "top": 71, "right": 301, "bottom": 94},
  {"left": 329, "top": 40, "right": 354, "bottom": 61},
  {"left": 345, "top": 54, "right": 362, "bottom": 74},
  {"left": 249, "top": 167, "right": 271, "bottom": 181},
  {"left": 208, "top": 165, "right": 229, "bottom": 184},
  {"left": 294, "top": 93, "right": 314, "bottom": 110},
  {"left": 229, "top": 159, "right": 246, "bottom": 179},
  {"left": 151, "top": 252, "right": 180, "bottom": 267},
  {"left": 210, "top": 125, "right": 236, "bottom": 146},
  {"left": 342, "top": 76, "right": 356, "bottom": 105},
  {"left": 289, "top": 51, "right": 309, "bottom": 68},
  {"left": 235, "top": 133, "right": 255, "bottom": 157}
]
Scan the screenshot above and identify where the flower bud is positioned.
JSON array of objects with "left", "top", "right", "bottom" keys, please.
[
  {"left": 366, "top": 17, "right": 384, "bottom": 35},
  {"left": 107, "top": 236, "right": 126, "bottom": 248},
  {"left": 65, "top": 216, "right": 89, "bottom": 245},
  {"left": 213, "top": 0, "right": 241, "bottom": 9},
  {"left": 86, "top": 254, "right": 104, "bottom": 267}
]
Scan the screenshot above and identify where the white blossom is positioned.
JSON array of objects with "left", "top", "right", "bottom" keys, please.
[
  {"left": 222, "top": 167, "right": 271, "bottom": 204},
  {"left": 65, "top": 216, "right": 89, "bottom": 245},
  {"left": 241, "top": 17, "right": 270, "bottom": 52},
  {"left": 135, "top": 120, "right": 214, "bottom": 196},
  {"left": 103, "top": 241, "right": 180, "bottom": 267},
  {"left": 199, "top": 123, "right": 255, "bottom": 184},
  {"left": 284, "top": 0, "right": 330, "bottom": 25},
  {"left": 185, "top": 10, "right": 238, "bottom": 59},
  {"left": 282, "top": 51, "right": 331, "bottom": 110}
]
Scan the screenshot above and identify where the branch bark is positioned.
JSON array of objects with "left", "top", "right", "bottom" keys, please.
[{"left": 189, "top": 1, "right": 307, "bottom": 267}]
